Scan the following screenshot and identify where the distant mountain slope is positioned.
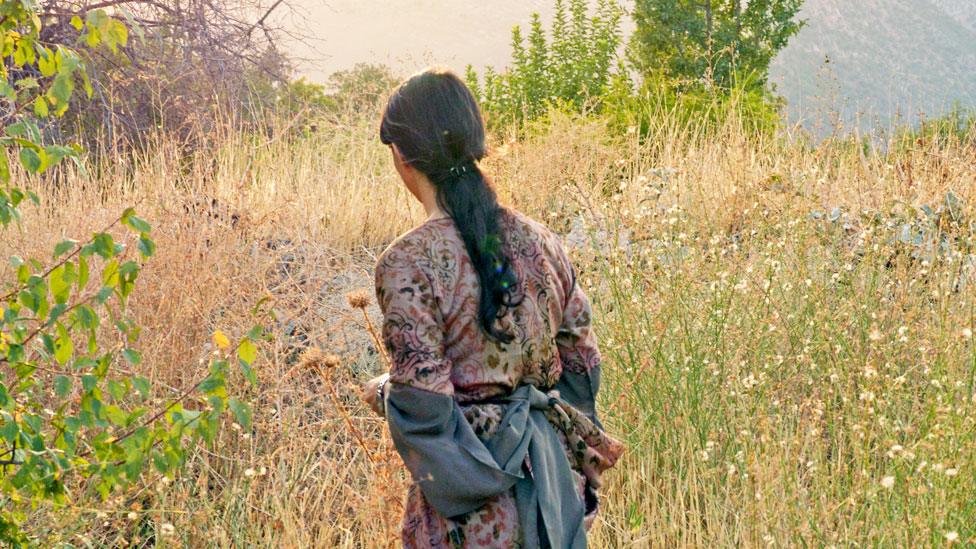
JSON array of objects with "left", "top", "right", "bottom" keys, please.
[
  {"left": 284, "top": 0, "right": 971, "bottom": 133},
  {"left": 769, "top": 0, "right": 976, "bottom": 132},
  {"left": 929, "top": 0, "right": 976, "bottom": 31}
]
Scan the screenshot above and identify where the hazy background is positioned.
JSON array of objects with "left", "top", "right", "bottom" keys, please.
[
  {"left": 275, "top": 0, "right": 975, "bottom": 131},
  {"left": 275, "top": 0, "right": 635, "bottom": 80}
]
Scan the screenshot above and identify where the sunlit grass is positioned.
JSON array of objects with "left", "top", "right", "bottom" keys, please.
[{"left": 3, "top": 100, "right": 974, "bottom": 546}]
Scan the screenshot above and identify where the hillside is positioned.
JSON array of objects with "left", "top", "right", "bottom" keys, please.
[
  {"left": 281, "top": 0, "right": 974, "bottom": 133},
  {"left": 769, "top": 0, "right": 976, "bottom": 132},
  {"left": 929, "top": 0, "right": 976, "bottom": 31}
]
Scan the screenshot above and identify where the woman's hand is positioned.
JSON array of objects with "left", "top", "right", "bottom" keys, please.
[{"left": 362, "top": 373, "right": 390, "bottom": 416}]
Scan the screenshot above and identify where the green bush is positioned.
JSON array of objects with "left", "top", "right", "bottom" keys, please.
[
  {"left": 629, "top": 0, "right": 805, "bottom": 92},
  {"left": 464, "top": 0, "right": 787, "bottom": 140},
  {"left": 0, "top": 5, "right": 260, "bottom": 544},
  {"left": 466, "top": 0, "right": 625, "bottom": 128}
]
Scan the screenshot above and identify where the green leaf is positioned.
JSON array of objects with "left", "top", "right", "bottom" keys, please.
[
  {"left": 199, "top": 375, "right": 224, "bottom": 396},
  {"left": 33, "top": 96, "right": 49, "bottom": 117},
  {"left": 102, "top": 259, "right": 119, "bottom": 287},
  {"left": 49, "top": 302, "right": 68, "bottom": 324},
  {"left": 54, "top": 239, "right": 77, "bottom": 258},
  {"left": 107, "top": 379, "right": 127, "bottom": 401},
  {"left": 237, "top": 338, "right": 257, "bottom": 366},
  {"left": 54, "top": 375, "right": 72, "bottom": 398},
  {"left": 44, "top": 145, "right": 74, "bottom": 167},
  {"left": 78, "top": 255, "right": 90, "bottom": 288},
  {"left": 19, "top": 289, "right": 39, "bottom": 313},
  {"left": 13, "top": 43, "right": 25, "bottom": 67},
  {"left": 228, "top": 398, "right": 252, "bottom": 429},
  {"left": 19, "top": 147, "right": 41, "bottom": 174},
  {"left": 81, "top": 69, "right": 94, "bottom": 99},
  {"left": 240, "top": 361, "right": 258, "bottom": 387},
  {"left": 54, "top": 328, "right": 74, "bottom": 365},
  {"left": 49, "top": 73, "right": 75, "bottom": 107},
  {"left": 132, "top": 376, "right": 151, "bottom": 399},
  {"left": 0, "top": 80, "right": 16, "bottom": 101},
  {"left": 208, "top": 395, "right": 226, "bottom": 414},
  {"left": 93, "top": 232, "right": 115, "bottom": 259},
  {"left": 6, "top": 122, "right": 27, "bottom": 138},
  {"left": 95, "top": 286, "right": 114, "bottom": 304},
  {"left": 107, "top": 19, "right": 128, "bottom": 53},
  {"left": 124, "top": 214, "right": 151, "bottom": 233},
  {"left": 137, "top": 235, "right": 156, "bottom": 257},
  {"left": 104, "top": 405, "right": 128, "bottom": 427},
  {"left": 50, "top": 265, "right": 72, "bottom": 304},
  {"left": 38, "top": 48, "right": 56, "bottom": 77},
  {"left": 84, "top": 27, "right": 101, "bottom": 49},
  {"left": 81, "top": 374, "right": 98, "bottom": 392},
  {"left": 122, "top": 348, "right": 141, "bottom": 365},
  {"left": 0, "top": 420, "right": 18, "bottom": 443},
  {"left": 0, "top": 150, "right": 8, "bottom": 184}
]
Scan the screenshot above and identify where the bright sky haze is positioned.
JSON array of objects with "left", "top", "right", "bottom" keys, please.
[{"left": 277, "top": 0, "right": 634, "bottom": 83}]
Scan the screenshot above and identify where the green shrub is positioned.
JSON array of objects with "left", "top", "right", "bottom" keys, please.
[
  {"left": 466, "top": 0, "right": 624, "bottom": 128},
  {"left": 0, "top": 6, "right": 260, "bottom": 544},
  {"left": 629, "top": 0, "right": 805, "bottom": 92}
]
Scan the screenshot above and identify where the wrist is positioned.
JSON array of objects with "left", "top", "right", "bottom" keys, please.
[{"left": 376, "top": 376, "right": 389, "bottom": 414}]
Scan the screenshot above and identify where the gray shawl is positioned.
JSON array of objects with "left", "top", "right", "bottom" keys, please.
[{"left": 385, "top": 369, "right": 601, "bottom": 548}]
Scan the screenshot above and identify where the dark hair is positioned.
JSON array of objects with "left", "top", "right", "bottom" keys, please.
[{"left": 380, "top": 67, "right": 521, "bottom": 344}]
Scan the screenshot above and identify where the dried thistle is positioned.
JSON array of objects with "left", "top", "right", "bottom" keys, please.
[
  {"left": 346, "top": 289, "right": 371, "bottom": 309},
  {"left": 298, "top": 347, "right": 341, "bottom": 371},
  {"left": 322, "top": 353, "right": 341, "bottom": 369},
  {"left": 297, "top": 347, "right": 324, "bottom": 370}
]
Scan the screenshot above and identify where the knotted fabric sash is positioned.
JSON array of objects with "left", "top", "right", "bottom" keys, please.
[{"left": 386, "top": 382, "right": 588, "bottom": 548}]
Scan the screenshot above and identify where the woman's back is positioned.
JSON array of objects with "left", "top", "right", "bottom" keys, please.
[
  {"left": 375, "top": 208, "right": 598, "bottom": 403},
  {"left": 371, "top": 67, "right": 619, "bottom": 548}
]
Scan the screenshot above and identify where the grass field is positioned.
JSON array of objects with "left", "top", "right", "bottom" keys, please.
[{"left": 4, "top": 102, "right": 975, "bottom": 547}]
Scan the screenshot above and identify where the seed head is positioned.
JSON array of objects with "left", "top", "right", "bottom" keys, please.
[
  {"left": 347, "top": 289, "right": 371, "bottom": 309},
  {"left": 298, "top": 347, "right": 323, "bottom": 370},
  {"left": 298, "top": 347, "right": 341, "bottom": 370}
]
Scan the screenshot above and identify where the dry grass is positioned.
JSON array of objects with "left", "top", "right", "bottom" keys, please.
[{"left": 4, "top": 103, "right": 975, "bottom": 547}]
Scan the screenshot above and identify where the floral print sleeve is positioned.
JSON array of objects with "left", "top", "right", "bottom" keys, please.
[
  {"left": 555, "top": 264, "right": 600, "bottom": 375},
  {"left": 375, "top": 238, "right": 453, "bottom": 396},
  {"left": 548, "top": 233, "right": 600, "bottom": 375}
]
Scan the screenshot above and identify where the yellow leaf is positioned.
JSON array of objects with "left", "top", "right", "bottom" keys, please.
[{"left": 212, "top": 330, "right": 230, "bottom": 350}]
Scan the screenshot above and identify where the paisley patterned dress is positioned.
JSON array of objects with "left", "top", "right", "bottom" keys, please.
[{"left": 375, "top": 208, "right": 623, "bottom": 548}]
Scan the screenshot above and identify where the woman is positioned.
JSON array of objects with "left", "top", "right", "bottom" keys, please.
[{"left": 362, "top": 67, "right": 623, "bottom": 548}]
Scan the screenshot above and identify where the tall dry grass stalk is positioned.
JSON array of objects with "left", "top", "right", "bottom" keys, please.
[{"left": 3, "top": 102, "right": 974, "bottom": 546}]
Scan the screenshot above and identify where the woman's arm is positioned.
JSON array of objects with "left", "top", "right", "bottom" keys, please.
[{"left": 550, "top": 238, "right": 605, "bottom": 427}]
